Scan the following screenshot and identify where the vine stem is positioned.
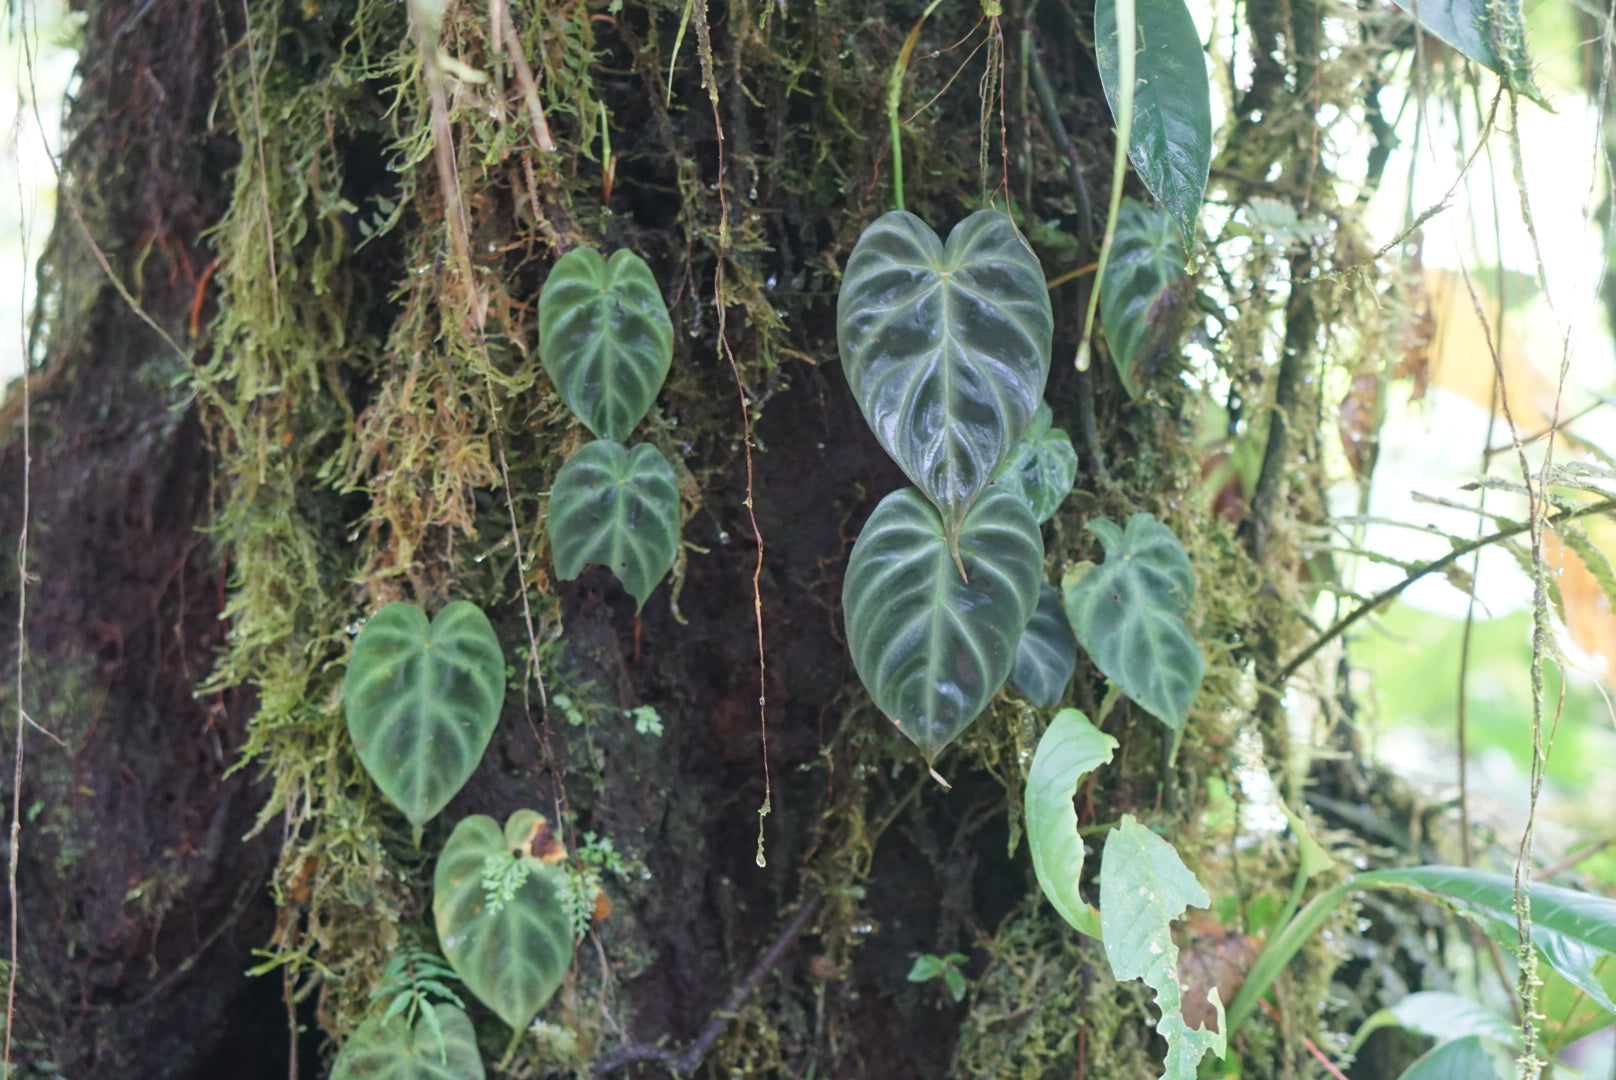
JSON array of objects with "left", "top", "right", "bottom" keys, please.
[{"left": 886, "top": 0, "right": 946, "bottom": 211}]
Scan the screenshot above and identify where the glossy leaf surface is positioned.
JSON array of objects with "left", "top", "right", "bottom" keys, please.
[
  {"left": 1000, "top": 403, "right": 1078, "bottom": 524},
  {"left": 539, "top": 247, "right": 674, "bottom": 441},
  {"left": 843, "top": 485, "right": 1043, "bottom": 761},
  {"left": 1063, "top": 513, "right": 1203, "bottom": 732},
  {"left": 1395, "top": 1036, "right": 1506, "bottom": 1080},
  {"left": 547, "top": 440, "right": 681, "bottom": 610},
  {"left": 837, "top": 210, "right": 1052, "bottom": 534},
  {"left": 331, "top": 1004, "right": 484, "bottom": 1080},
  {"left": 1099, "top": 199, "right": 1186, "bottom": 398},
  {"left": 1011, "top": 584, "right": 1079, "bottom": 708},
  {"left": 1095, "top": 0, "right": 1212, "bottom": 239},
  {"left": 435, "top": 811, "right": 574, "bottom": 1033},
  {"left": 1026, "top": 709, "right": 1117, "bottom": 937},
  {"left": 344, "top": 602, "right": 505, "bottom": 833},
  {"left": 1100, "top": 816, "right": 1226, "bottom": 1078}
]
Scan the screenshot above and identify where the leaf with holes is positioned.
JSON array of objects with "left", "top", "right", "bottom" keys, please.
[
  {"left": 1012, "top": 584, "right": 1079, "bottom": 708},
  {"left": 1099, "top": 199, "right": 1187, "bottom": 398},
  {"left": 1026, "top": 709, "right": 1117, "bottom": 937},
  {"left": 999, "top": 403, "right": 1079, "bottom": 524},
  {"left": 344, "top": 602, "right": 505, "bottom": 837},
  {"left": 435, "top": 811, "right": 574, "bottom": 1033},
  {"left": 330, "top": 1003, "right": 484, "bottom": 1080},
  {"left": 1095, "top": 0, "right": 1212, "bottom": 240},
  {"left": 539, "top": 247, "right": 674, "bottom": 441},
  {"left": 1100, "top": 816, "right": 1226, "bottom": 1079},
  {"left": 843, "top": 485, "right": 1043, "bottom": 762},
  {"left": 837, "top": 210, "right": 1052, "bottom": 537},
  {"left": 1063, "top": 513, "right": 1203, "bottom": 733},
  {"left": 547, "top": 440, "right": 681, "bottom": 610}
]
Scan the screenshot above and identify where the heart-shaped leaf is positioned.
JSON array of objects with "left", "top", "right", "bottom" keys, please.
[
  {"left": 434, "top": 810, "right": 574, "bottom": 1033},
  {"left": 1099, "top": 199, "right": 1187, "bottom": 399},
  {"left": 1062, "top": 513, "right": 1203, "bottom": 733},
  {"left": 344, "top": 601, "right": 506, "bottom": 835},
  {"left": 1026, "top": 709, "right": 1117, "bottom": 937},
  {"left": 837, "top": 209, "right": 1053, "bottom": 536},
  {"left": 999, "top": 403, "right": 1079, "bottom": 524},
  {"left": 1011, "top": 584, "right": 1078, "bottom": 708},
  {"left": 1095, "top": 0, "right": 1212, "bottom": 240},
  {"left": 843, "top": 485, "right": 1043, "bottom": 762},
  {"left": 331, "top": 1003, "right": 485, "bottom": 1080},
  {"left": 547, "top": 439, "right": 681, "bottom": 610},
  {"left": 539, "top": 247, "right": 674, "bottom": 441}
]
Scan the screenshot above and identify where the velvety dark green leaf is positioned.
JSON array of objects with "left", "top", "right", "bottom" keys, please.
[
  {"left": 1099, "top": 199, "right": 1187, "bottom": 399},
  {"left": 1026, "top": 709, "right": 1117, "bottom": 937},
  {"left": 539, "top": 247, "right": 673, "bottom": 441},
  {"left": 1011, "top": 584, "right": 1078, "bottom": 708},
  {"left": 1099, "top": 816, "right": 1226, "bottom": 1078},
  {"left": 1395, "top": 1036, "right": 1507, "bottom": 1080},
  {"left": 843, "top": 485, "right": 1044, "bottom": 762},
  {"left": 547, "top": 440, "right": 681, "bottom": 610},
  {"left": 837, "top": 210, "right": 1053, "bottom": 535},
  {"left": 435, "top": 811, "right": 574, "bottom": 1033},
  {"left": 1095, "top": 0, "right": 1212, "bottom": 239},
  {"left": 1389, "top": 0, "right": 1542, "bottom": 104},
  {"left": 344, "top": 601, "right": 505, "bottom": 834},
  {"left": 1062, "top": 513, "right": 1203, "bottom": 732},
  {"left": 331, "top": 1003, "right": 484, "bottom": 1080},
  {"left": 1000, "top": 403, "right": 1079, "bottom": 524}
]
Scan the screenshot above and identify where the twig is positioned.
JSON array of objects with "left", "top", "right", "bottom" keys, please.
[{"left": 592, "top": 894, "right": 823, "bottom": 1077}]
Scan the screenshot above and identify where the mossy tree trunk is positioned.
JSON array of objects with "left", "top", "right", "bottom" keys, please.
[{"left": 0, "top": 0, "right": 1416, "bottom": 1077}]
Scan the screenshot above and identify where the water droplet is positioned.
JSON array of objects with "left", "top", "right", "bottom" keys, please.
[{"left": 765, "top": 275, "right": 778, "bottom": 289}]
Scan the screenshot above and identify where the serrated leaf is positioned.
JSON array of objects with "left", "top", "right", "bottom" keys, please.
[
  {"left": 1098, "top": 199, "right": 1187, "bottom": 398},
  {"left": 434, "top": 811, "right": 574, "bottom": 1033},
  {"left": 331, "top": 1003, "right": 484, "bottom": 1080},
  {"left": 837, "top": 209, "right": 1053, "bottom": 536},
  {"left": 1395, "top": 1035, "right": 1508, "bottom": 1080},
  {"left": 1389, "top": 0, "right": 1543, "bottom": 106},
  {"left": 1095, "top": 0, "right": 1212, "bottom": 239},
  {"left": 1026, "top": 709, "right": 1118, "bottom": 937},
  {"left": 1063, "top": 513, "right": 1204, "bottom": 732},
  {"left": 843, "top": 485, "right": 1044, "bottom": 762},
  {"left": 344, "top": 602, "right": 505, "bottom": 834},
  {"left": 547, "top": 440, "right": 681, "bottom": 610},
  {"left": 539, "top": 247, "right": 673, "bottom": 441},
  {"left": 1100, "top": 816, "right": 1226, "bottom": 1078},
  {"left": 1011, "top": 584, "right": 1079, "bottom": 708},
  {"left": 1000, "top": 403, "right": 1079, "bottom": 524}
]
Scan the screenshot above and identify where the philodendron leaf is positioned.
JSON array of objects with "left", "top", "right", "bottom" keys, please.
[
  {"left": 1389, "top": 0, "right": 1543, "bottom": 107},
  {"left": 1100, "top": 816, "right": 1226, "bottom": 1079},
  {"left": 547, "top": 439, "right": 681, "bottom": 610},
  {"left": 1395, "top": 1035, "right": 1508, "bottom": 1080},
  {"left": 331, "top": 1003, "right": 484, "bottom": 1080},
  {"left": 1026, "top": 709, "right": 1117, "bottom": 937},
  {"left": 1099, "top": 199, "right": 1187, "bottom": 399},
  {"left": 1063, "top": 513, "right": 1204, "bottom": 733},
  {"left": 539, "top": 247, "right": 673, "bottom": 441},
  {"left": 344, "top": 601, "right": 505, "bottom": 834},
  {"left": 1011, "top": 584, "right": 1079, "bottom": 708},
  {"left": 1000, "top": 403, "right": 1079, "bottom": 524},
  {"left": 843, "top": 485, "right": 1043, "bottom": 762},
  {"left": 435, "top": 810, "right": 574, "bottom": 1033},
  {"left": 837, "top": 209, "right": 1053, "bottom": 536},
  {"left": 1095, "top": 0, "right": 1212, "bottom": 240}
]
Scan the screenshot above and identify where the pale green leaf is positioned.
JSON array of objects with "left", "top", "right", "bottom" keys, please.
[
  {"left": 331, "top": 1003, "right": 484, "bottom": 1080},
  {"left": 1395, "top": 1035, "right": 1507, "bottom": 1080},
  {"left": 1026, "top": 709, "right": 1117, "bottom": 937}
]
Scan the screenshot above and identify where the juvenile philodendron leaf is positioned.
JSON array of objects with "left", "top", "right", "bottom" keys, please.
[
  {"left": 1099, "top": 199, "right": 1187, "bottom": 399},
  {"left": 843, "top": 485, "right": 1044, "bottom": 762},
  {"left": 539, "top": 247, "right": 674, "bottom": 441},
  {"left": 1063, "top": 513, "right": 1204, "bottom": 733},
  {"left": 344, "top": 602, "right": 505, "bottom": 835},
  {"left": 548, "top": 439, "right": 681, "bottom": 610},
  {"left": 331, "top": 1003, "right": 484, "bottom": 1080},
  {"left": 1389, "top": 0, "right": 1543, "bottom": 106},
  {"left": 1100, "top": 816, "right": 1227, "bottom": 1079},
  {"left": 837, "top": 210, "right": 1053, "bottom": 536},
  {"left": 1095, "top": 0, "right": 1212, "bottom": 239},
  {"left": 1011, "top": 584, "right": 1079, "bottom": 708},
  {"left": 1394, "top": 1035, "right": 1508, "bottom": 1080},
  {"left": 1000, "top": 403, "right": 1079, "bottom": 524},
  {"left": 1026, "top": 709, "right": 1118, "bottom": 937},
  {"left": 435, "top": 811, "right": 574, "bottom": 1033}
]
